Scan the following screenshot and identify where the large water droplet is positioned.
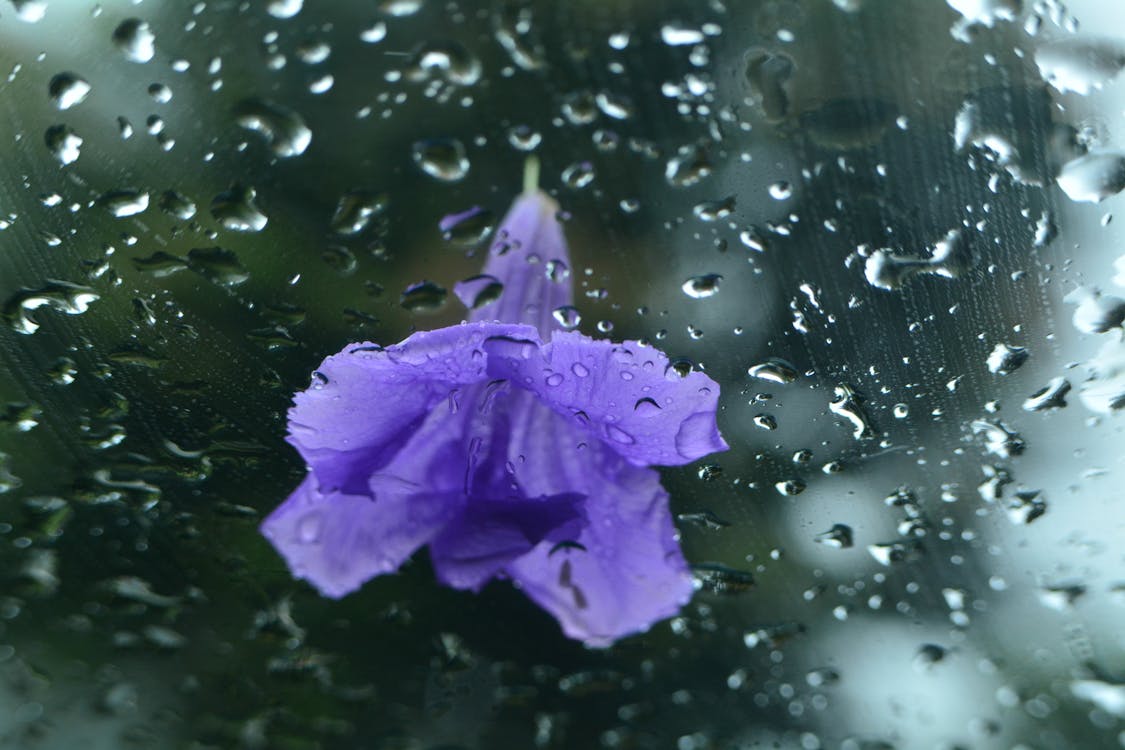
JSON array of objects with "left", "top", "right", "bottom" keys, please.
[
  {"left": 412, "top": 138, "right": 469, "bottom": 181},
  {"left": 48, "top": 72, "right": 90, "bottom": 110},
  {"left": 1057, "top": 152, "right": 1125, "bottom": 203},
  {"left": 211, "top": 185, "right": 268, "bottom": 232},
  {"left": 3, "top": 281, "right": 100, "bottom": 335},
  {"left": 44, "top": 124, "right": 82, "bottom": 165},
  {"left": 1036, "top": 36, "right": 1125, "bottom": 95},
  {"left": 233, "top": 98, "right": 312, "bottom": 158},
  {"left": 682, "top": 274, "right": 722, "bottom": 299},
  {"left": 113, "top": 19, "right": 156, "bottom": 64}
]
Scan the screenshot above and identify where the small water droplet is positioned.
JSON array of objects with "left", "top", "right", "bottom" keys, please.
[
  {"left": 233, "top": 98, "right": 312, "bottom": 158},
  {"left": 401, "top": 280, "right": 448, "bottom": 312},
  {"left": 211, "top": 185, "right": 268, "bottom": 232}
]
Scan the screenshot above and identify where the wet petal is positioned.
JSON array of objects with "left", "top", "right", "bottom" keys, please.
[
  {"left": 286, "top": 321, "right": 539, "bottom": 493},
  {"left": 260, "top": 474, "right": 462, "bottom": 598},
  {"left": 493, "top": 393, "right": 693, "bottom": 644},
  {"left": 430, "top": 491, "right": 585, "bottom": 591},
  {"left": 468, "top": 190, "right": 572, "bottom": 337},
  {"left": 486, "top": 330, "right": 728, "bottom": 466},
  {"left": 505, "top": 455, "right": 692, "bottom": 646}
]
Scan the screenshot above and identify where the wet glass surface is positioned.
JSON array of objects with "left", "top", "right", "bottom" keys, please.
[{"left": 0, "top": 1, "right": 1123, "bottom": 748}]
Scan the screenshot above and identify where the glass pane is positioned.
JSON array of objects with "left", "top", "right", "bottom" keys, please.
[{"left": 1, "top": 1, "right": 1122, "bottom": 748}]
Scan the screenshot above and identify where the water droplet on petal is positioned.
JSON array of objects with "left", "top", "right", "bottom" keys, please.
[
  {"left": 606, "top": 425, "right": 635, "bottom": 445},
  {"left": 412, "top": 138, "right": 470, "bottom": 182}
]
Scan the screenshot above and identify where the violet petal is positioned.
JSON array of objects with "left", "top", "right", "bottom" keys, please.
[
  {"left": 486, "top": 330, "right": 729, "bottom": 466},
  {"left": 469, "top": 190, "right": 572, "bottom": 337},
  {"left": 285, "top": 322, "right": 539, "bottom": 494}
]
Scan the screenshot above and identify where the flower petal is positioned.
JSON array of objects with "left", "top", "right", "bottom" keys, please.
[
  {"left": 491, "top": 394, "right": 693, "bottom": 644},
  {"left": 468, "top": 190, "right": 573, "bottom": 337},
  {"left": 505, "top": 453, "right": 693, "bottom": 646},
  {"left": 486, "top": 330, "right": 728, "bottom": 466},
  {"left": 429, "top": 492, "right": 585, "bottom": 592},
  {"left": 286, "top": 322, "right": 540, "bottom": 494},
  {"left": 260, "top": 474, "right": 462, "bottom": 598}
]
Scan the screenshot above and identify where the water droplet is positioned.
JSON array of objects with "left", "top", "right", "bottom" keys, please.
[
  {"left": 552, "top": 306, "right": 581, "bottom": 330},
  {"left": 606, "top": 425, "right": 635, "bottom": 445},
  {"left": 665, "top": 144, "right": 712, "bottom": 187},
  {"left": 379, "top": 0, "right": 423, "bottom": 16},
  {"left": 44, "top": 124, "right": 82, "bottom": 165},
  {"left": 113, "top": 19, "right": 156, "bottom": 64},
  {"left": 187, "top": 247, "right": 249, "bottom": 286},
  {"left": 2, "top": 281, "right": 99, "bottom": 335},
  {"left": 971, "top": 419, "right": 1025, "bottom": 458},
  {"left": 233, "top": 98, "right": 312, "bottom": 158},
  {"left": 815, "top": 524, "right": 854, "bottom": 549},
  {"left": 441, "top": 206, "right": 494, "bottom": 244},
  {"left": 745, "top": 48, "right": 794, "bottom": 121},
  {"left": 545, "top": 373, "right": 564, "bottom": 387},
  {"left": 406, "top": 41, "right": 481, "bottom": 86},
  {"left": 412, "top": 138, "right": 469, "bottom": 181},
  {"left": 401, "top": 280, "right": 448, "bottom": 311},
  {"left": 986, "top": 343, "right": 1029, "bottom": 375},
  {"left": 267, "top": 0, "right": 303, "bottom": 19},
  {"left": 830, "top": 385, "right": 876, "bottom": 439},
  {"left": 507, "top": 125, "right": 542, "bottom": 151},
  {"left": 211, "top": 185, "right": 268, "bottom": 232},
  {"left": 691, "top": 563, "right": 754, "bottom": 595},
  {"left": 864, "top": 228, "right": 971, "bottom": 290},
  {"left": 98, "top": 189, "right": 150, "bottom": 218},
  {"left": 775, "top": 479, "right": 806, "bottom": 496},
  {"left": 682, "top": 274, "right": 722, "bottom": 299},
  {"left": 661, "top": 23, "right": 706, "bottom": 46},
  {"left": 768, "top": 181, "right": 793, "bottom": 200},
  {"left": 1057, "top": 152, "right": 1125, "bottom": 203},
  {"left": 562, "top": 161, "right": 595, "bottom": 189},
  {"left": 330, "top": 190, "right": 387, "bottom": 235},
  {"left": 1023, "top": 377, "right": 1071, "bottom": 412},
  {"left": 1036, "top": 36, "right": 1125, "bottom": 95},
  {"left": 634, "top": 397, "right": 661, "bottom": 416},
  {"left": 159, "top": 190, "right": 197, "bottom": 220},
  {"left": 1069, "top": 287, "right": 1125, "bottom": 333},
  {"left": 48, "top": 72, "right": 90, "bottom": 110},
  {"left": 692, "top": 196, "right": 735, "bottom": 222},
  {"left": 748, "top": 358, "right": 797, "bottom": 384},
  {"left": 297, "top": 512, "right": 322, "bottom": 543},
  {"left": 10, "top": 0, "right": 46, "bottom": 22},
  {"left": 571, "top": 363, "right": 589, "bottom": 378},
  {"left": 455, "top": 275, "right": 502, "bottom": 309}
]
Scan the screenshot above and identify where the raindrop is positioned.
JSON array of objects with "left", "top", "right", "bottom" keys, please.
[
  {"left": 406, "top": 41, "right": 481, "bottom": 86},
  {"left": 210, "top": 185, "right": 268, "bottom": 232},
  {"left": 44, "top": 124, "right": 82, "bottom": 165},
  {"left": 3, "top": 281, "right": 99, "bottom": 335},
  {"left": 267, "top": 0, "right": 303, "bottom": 19},
  {"left": 562, "top": 161, "right": 595, "bottom": 189},
  {"left": 814, "top": 524, "right": 854, "bottom": 549},
  {"left": 748, "top": 358, "right": 798, "bottom": 384},
  {"left": 986, "top": 343, "right": 1029, "bottom": 375},
  {"left": 412, "top": 138, "right": 470, "bottom": 182},
  {"left": 401, "top": 281, "right": 448, "bottom": 311},
  {"left": 98, "top": 189, "right": 150, "bottom": 218},
  {"left": 10, "top": 0, "right": 46, "bottom": 22},
  {"left": 455, "top": 275, "right": 503, "bottom": 309},
  {"left": 48, "top": 72, "right": 90, "bottom": 110},
  {"left": 379, "top": 0, "right": 423, "bottom": 16},
  {"left": 665, "top": 144, "right": 712, "bottom": 188},
  {"left": 1036, "top": 36, "right": 1125, "bottom": 95},
  {"left": 1057, "top": 152, "right": 1125, "bottom": 203},
  {"left": 768, "top": 181, "right": 793, "bottom": 200},
  {"left": 330, "top": 190, "right": 387, "bottom": 235},
  {"left": 1023, "top": 377, "right": 1071, "bottom": 412},
  {"left": 507, "top": 125, "right": 542, "bottom": 151},
  {"left": 661, "top": 23, "right": 705, "bottom": 46},
  {"left": 186, "top": 247, "right": 249, "bottom": 286},
  {"left": 441, "top": 206, "right": 494, "bottom": 244},
  {"left": 682, "top": 274, "right": 722, "bottom": 299},
  {"left": 829, "top": 384, "right": 875, "bottom": 439},
  {"left": 113, "top": 19, "right": 156, "bottom": 64},
  {"left": 552, "top": 305, "right": 581, "bottom": 330},
  {"left": 775, "top": 478, "right": 806, "bottom": 496},
  {"left": 691, "top": 563, "right": 755, "bottom": 595},
  {"left": 1067, "top": 287, "right": 1125, "bottom": 333},
  {"left": 233, "top": 98, "right": 312, "bottom": 158},
  {"left": 159, "top": 190, "right": 197, "bottom": 220}
]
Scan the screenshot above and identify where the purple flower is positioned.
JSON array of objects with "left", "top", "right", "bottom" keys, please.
[{"left": 262, "top": 174, "right": 728, "bottom": 645}]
